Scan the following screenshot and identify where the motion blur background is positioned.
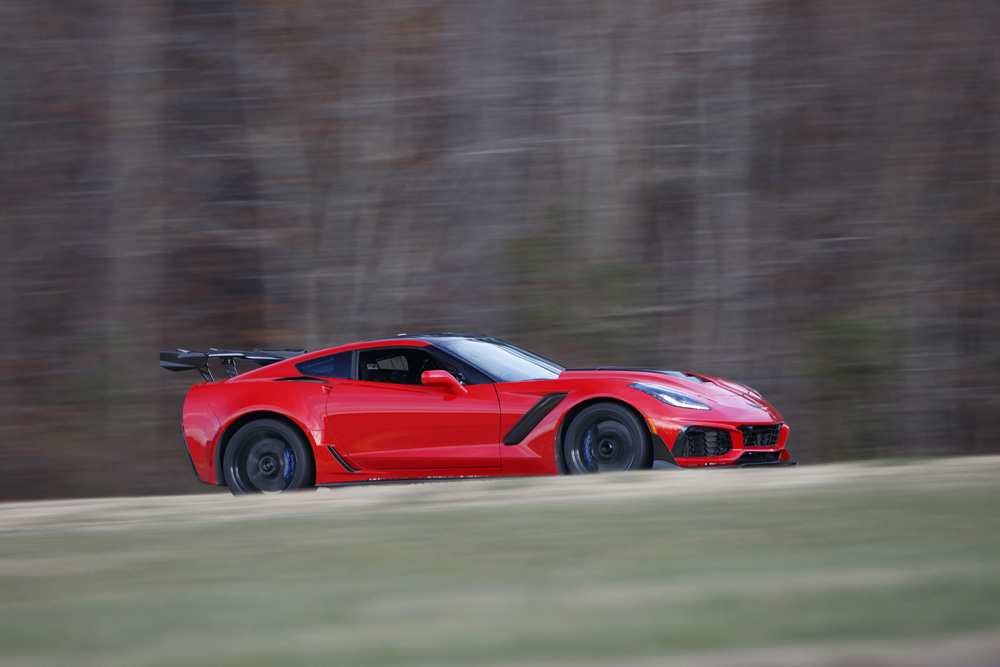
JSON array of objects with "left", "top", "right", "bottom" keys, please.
[{"left": 2, "top": 0, "right": 999, "bottom": 500}]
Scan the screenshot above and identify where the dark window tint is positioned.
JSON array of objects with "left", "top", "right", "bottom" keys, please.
[
  {"left": 295, "top": 351, "right": 353, "bottom": 379},
  {"left": 358, "top": 347, "right": 468, "bottom": 385}
]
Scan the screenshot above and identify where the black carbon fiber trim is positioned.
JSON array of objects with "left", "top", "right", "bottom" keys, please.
[
  {"left": 651, "top": 433, "right": 679, "bottom": 466},
  {"left": 503, "top": 393, "right": 568, "bottom": 446},
  {"left": 327, "top": 445, "right": 359, "bottom": 472},
  {"left": 566, "top": 368, "right": 707, "bottom": 382}
]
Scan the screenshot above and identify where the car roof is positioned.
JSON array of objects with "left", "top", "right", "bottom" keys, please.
[
  {"left": 287, "top": 333, "right": 507, "bottom": 367},
  {"left": 358, "top": 332, "right": 494, "bottom": 344}
]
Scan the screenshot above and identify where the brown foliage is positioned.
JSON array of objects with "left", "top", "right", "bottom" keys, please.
[{"left": 2, "top": 0, "right": 1000, "bottom": 499}]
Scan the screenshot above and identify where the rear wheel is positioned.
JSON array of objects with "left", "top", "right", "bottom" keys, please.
[
  {"left": 563, "top": 403, "right": 651, "bottom": 474},
  {"left": 223, "top": 419, "right": 314, "bottom": 494}
]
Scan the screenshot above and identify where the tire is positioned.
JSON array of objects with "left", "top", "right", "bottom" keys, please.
[
  {"left": 563, "top": 403, "right": 652, "bottom": 474},
  {"left": 223, "top": 419, "right": 315, "bottom": 495}
]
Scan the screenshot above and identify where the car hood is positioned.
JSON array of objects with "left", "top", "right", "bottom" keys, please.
[{"left": 558, "top": 367, "right": 780, "bottom": 419}]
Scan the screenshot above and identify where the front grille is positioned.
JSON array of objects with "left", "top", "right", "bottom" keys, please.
[
  {"left": 739, "top": 424, "right": 782, "bottom": 448},
  {"left": 677, "top": 427, "right": 732, "bottom": 458}
]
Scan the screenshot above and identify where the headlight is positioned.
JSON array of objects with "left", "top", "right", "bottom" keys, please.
[{"left": 629, "top": 382, "right": 711, "bottom": 410}]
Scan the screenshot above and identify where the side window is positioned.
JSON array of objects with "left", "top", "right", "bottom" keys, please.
[
  {"left": 295, "top": 351, "right": 353, "bottom": 379},
  {"left": 357, "top": 348, "right": 468, "bottom": 385}
]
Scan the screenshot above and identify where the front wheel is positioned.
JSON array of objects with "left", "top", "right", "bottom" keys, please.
[
  {"left": 223, "top": 419, "right": 314, "bottom": 494},
  {"left": 563, "top": 403, "right": 652, "bottom": 474}
]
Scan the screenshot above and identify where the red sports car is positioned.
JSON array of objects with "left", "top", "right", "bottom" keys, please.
[{"left": 161, "top": 333, "right": 793, "bottom": 494}]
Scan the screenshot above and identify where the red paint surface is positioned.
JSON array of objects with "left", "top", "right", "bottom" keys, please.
[{"left": 178, "top": 338, "right": 791, "bottom": 487}]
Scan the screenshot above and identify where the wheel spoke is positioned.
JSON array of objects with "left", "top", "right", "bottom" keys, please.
[
  {"left": 240, "top": 435, "right": 291, "bottom": 491},
  {"left": 245, "top": 438, "right": 293, "bottom": 492}
]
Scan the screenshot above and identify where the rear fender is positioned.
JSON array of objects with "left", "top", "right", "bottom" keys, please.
[
  {"left": 182, "top": 385, "right": 222, "bottom": 484},
  {"left": 213, "top": 410, "right": 322, "bottom": 487},
  {"left": 197, "top": 379, "right": 332, "bottom": 486}
]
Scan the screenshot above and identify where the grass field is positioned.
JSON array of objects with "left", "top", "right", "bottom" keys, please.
[{"left": 2, "top": 458, "right": 1000, "bottom": 666}]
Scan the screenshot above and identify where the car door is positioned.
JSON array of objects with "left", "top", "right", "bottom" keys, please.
[{"left": 325, "top": 345, "right": 502, "bottom": 470}]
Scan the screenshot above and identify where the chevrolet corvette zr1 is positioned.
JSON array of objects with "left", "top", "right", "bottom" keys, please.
[{"left": 160, "top": 333, "right": 792, "bottom": 494}]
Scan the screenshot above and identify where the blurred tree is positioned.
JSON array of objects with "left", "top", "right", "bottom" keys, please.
[{"left": 2, "top": 0, "right": 1000, "bottom": 498}]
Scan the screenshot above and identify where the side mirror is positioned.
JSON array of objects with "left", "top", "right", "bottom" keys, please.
[{"left": 421, "top": 370, "right": 468, "bottom": 395}]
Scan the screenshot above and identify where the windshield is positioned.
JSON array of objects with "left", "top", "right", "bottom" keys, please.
[{"left": 436, "top": 338, "right": 564, "bottom": 383}]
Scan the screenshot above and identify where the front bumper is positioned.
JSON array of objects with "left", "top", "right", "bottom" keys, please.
[{"left": 650, "top": 421, "right": 793, "bottom": 469}]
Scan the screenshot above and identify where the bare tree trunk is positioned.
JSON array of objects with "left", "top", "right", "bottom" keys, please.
[
  {"left": 105, "top": 1, "right": 165, "bottom": 446},
  {"left": 691, "top": 2, "right": 757, "bottom": 373}
]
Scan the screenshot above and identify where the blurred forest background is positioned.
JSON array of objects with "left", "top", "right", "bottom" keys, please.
[{"left": 2, "top": 0, "right": 999, "bottom": 500}]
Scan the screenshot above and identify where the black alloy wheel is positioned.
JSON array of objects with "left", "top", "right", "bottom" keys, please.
[
  {"left": 563, "top": 403, "right": 652, "bottom": 474},
  {"left": 223, "top": 418, "right": 314, "bottom": 494}
]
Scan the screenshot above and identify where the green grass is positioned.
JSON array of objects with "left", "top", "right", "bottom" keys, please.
[{"left": 2, "top": 460, "right": 1000, "bottom": 665}]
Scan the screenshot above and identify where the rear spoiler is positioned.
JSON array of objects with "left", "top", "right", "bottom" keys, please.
[{"left": 160, "top": 348, "right": 306, "bottom": 382}]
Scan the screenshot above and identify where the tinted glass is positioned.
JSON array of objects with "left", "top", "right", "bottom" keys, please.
[
  {"left": 295, "top": 351, "right": 353, "bottom": 379},
  {"left": 436, "top": 338, "right": 563, "bottom": 383},
  {"left": 357, "top": 347, "right": 468, "bottom": 385}
]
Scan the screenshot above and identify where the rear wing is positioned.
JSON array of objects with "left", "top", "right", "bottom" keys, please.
[{"left": 160, "top": 348, "right": 306, "bottom": 382}]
